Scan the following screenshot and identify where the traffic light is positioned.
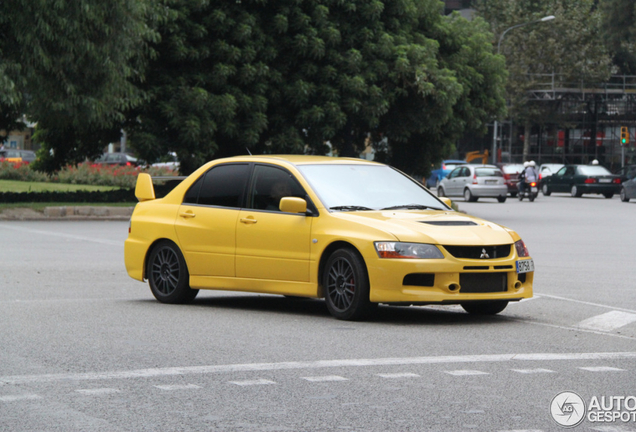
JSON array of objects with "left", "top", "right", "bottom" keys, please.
[{"left": 621, "top": 126, "right": 629, "bottom": 145}]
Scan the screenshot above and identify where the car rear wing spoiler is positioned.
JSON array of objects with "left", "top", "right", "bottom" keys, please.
[{"left": 135, "top": 174, "right": 188, "bottom": 202}]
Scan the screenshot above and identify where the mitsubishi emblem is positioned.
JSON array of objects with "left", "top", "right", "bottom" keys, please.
[{"left": 480, "top": 248, "right": 490, "bottom": 259}]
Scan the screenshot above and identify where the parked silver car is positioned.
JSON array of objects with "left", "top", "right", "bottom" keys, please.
[{"left": 437, "top": 164, "right": 508, "bottom": 202}]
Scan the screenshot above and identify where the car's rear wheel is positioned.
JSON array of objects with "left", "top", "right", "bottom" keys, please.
[
  {"left": 147, "top": 240, "right": 198, "bottom": 304},
  {"left": 323, "top": 248, "right": 376, "bottom": 320},
  {"left": 437, "top": 186, "right": 445, "bottom": 197},
  {"left": 461, "top": 301, "right": 508, "bottom": 315},
  {"left": 464, "top": 188, "right": 477, "bottom": 202},
  {"left": 542, "top": 183, "right": 551, "bottom": 196},
  {"left": 497, "top": 196, "right": 506, "bottom": 203},
  {"left": 620, "top": 187, "right": 629, "bottom": 202},
  {"left": 570, "top": 185, "right": 582, "bottom": 197},
  {"left": 603, "top": 193, "right": 614, "bottom": 199}
]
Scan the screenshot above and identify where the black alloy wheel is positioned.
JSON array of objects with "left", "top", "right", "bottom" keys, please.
[
  {"left": 461, "top": 301, "right": 508, "bottom": 315},
  {"left": 147, "top": 240, "right": 198, "bottom": 304},
  {"left": 323, "top": 248, "right": 376, "bottom": 320}
]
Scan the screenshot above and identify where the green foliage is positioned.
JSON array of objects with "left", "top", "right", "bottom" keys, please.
[
  {"left": 128, "top": 0, "right": 506, "bottom": 175},
  {"left": 600, "top": 0, "right": 636, "bottom": 74}
]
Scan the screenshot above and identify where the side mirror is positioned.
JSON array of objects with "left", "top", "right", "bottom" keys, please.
[
  {"left": 135, "top": 173, "right": 156, "bottom": 202},
  {"left": 279, "top": 197, "right": 307, "bottom": 214},
  {"left": 438, "top": 197, "right": 453, "bottom": 208}
]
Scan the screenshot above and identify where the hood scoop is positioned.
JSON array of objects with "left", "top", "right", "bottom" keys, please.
[{"left": 420, "top": 221, "right": 478, "bottom": 226}]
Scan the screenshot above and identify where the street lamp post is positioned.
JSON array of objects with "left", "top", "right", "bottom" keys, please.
[{"left": 492, "top": 15, "right": 555, "bottom": 164}]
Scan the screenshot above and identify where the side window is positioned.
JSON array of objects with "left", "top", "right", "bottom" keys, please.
[
  {"left": 183, "top": 176, "right": 203, "bottom": 204},
  {"left": 556, "top": 167, "right": 567, "bottom": 176},
  {"left": 248, "top": 165, "right": 306, "bottom": 211},
  {"left": 189, "top": 164, "right": 250, "bottom": 207},
  {"left": 566, "top": 167, "right": 576, "bottom": 176},
  {"left": 448, "top": 168, "right": 461, "bottom": 179},
  {"left": 461, "top": 167, "right": 471, "bottom": 177}
]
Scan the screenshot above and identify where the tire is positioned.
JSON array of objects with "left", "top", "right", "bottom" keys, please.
[
  {"left": 461, "top": 301, "right": 508, "bottom": 315},
  {"left": 518, "top": 192, "right": 523, "bottom": 201},
  {"left": 570, "top": 185, "right": 582, "bottom": 198},
  {"left": 529, "top": 193, "right": 535, "bottom": 202},
  {"left": 497, "top": 196, "right": 506, "bottom": 203},
  {"left": 542, "top": 183, "right": 551, "bottom": 196},
  {"left": 620, "top": 187, "right": 629, "bottom": 202},
  {"left": 323, "top": 248, "right": 376, "bottom": 320},
  {"left": 147, "top": 240, "right": 198, "bottom": 304},
  {"left": 510, "top": 192, "right": 517, "bottom": 198},
  {"left": 603, "top": 193, "right": 614, "bottom": 199},
  {"left": 437, "top": 186, "right": 445, "bottom": 197},
  {"left": 464, "top": 188, "right": 476, "bottom": 202}
]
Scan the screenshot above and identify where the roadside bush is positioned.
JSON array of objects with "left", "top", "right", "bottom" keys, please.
[{"left": 0, "top": 162, "right": 49, "bottom": 182}]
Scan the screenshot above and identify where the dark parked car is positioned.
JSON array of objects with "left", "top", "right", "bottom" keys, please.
[
  {"left": 92, "top": 152, "right": 138, "bottom": 167},
  {"left": 0, "top": 149, "right": 37, "bottom": 164},
  {"left": 541, "top": 164, "right": 621, "bottom": 198},
  {"left": 619, "top": 166, "right": 636, "bottom": 202},
  {"left": 425, "top": 159, "right": 466, "bottom": 188}
]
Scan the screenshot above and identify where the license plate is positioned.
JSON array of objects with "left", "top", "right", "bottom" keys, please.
[
  {"left": 516, "top": 259, "right": 534, "bottom": 274},
  {"left": 599, "top": 178, "right": 611, "bottom": 183},
  {"left": 530, "top": 186, "right": 538, "bottom": 193},
  {"left": 486, "top": 180, "right": 497, "bottom": 185}
]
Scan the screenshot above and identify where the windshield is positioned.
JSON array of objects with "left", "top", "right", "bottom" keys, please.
[
  {"left": 578, "top": 166, "right": 611, "bottom": 176},
  {"left": 298, "top": 164, "right": 447, "bottom": 211}
]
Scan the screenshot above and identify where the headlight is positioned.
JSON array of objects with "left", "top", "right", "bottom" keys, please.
[
  {"left": 514, "top": 239, "right": 529, "bottom": 257},
  {"left": 375, "top": 242, "right": 444, "bottom": 259}
]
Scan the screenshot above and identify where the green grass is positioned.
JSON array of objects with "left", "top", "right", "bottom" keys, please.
[{"left": 0, "top": 179, "right": 117, "bottom": 192}]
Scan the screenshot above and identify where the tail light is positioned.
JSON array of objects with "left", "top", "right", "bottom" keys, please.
[
  {"left": 613, "top": 178, "right": 621, "bottom": 184},
  {"left": 529, "top": 182, "right": 537, "bottom": 187},
  {"left": 442, "top": 164, "right": 446, "bottom": 170},
  {"left": 126, "top": 162, "right": 132, "bottom": 166},
  {"left": 539, "top": 173, "right": 543, "bottom": 180},
  {"left": 472, "top": 174, "right": 478, "bottom": 184},
  {"left": 584, "top": 178, "right": 597, "bottom": 184}
]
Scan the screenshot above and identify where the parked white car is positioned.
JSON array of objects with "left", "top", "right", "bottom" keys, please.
[{"left": 438, "top": 164, "right": 508, "bottom": 202}]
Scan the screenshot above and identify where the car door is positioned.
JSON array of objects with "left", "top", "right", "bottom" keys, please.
[
  {"left": 444, "top": 167, "right": 463, "bottom": 196},
  {"left": 552, "top": 166, "right": 573, "bottom": 192},
  {"left": 235, "top": 164, "right": 313, "bottom": 282},
  {"left": 174, "top": 163, "right": 250, "bottom": 277}
]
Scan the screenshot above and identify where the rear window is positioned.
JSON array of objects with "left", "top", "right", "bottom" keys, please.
[
  {"left": 502, "top": 165, "right": 524, "bottom": 174},
  {"left": 578, "top": 166, "right": 611, "bottom": 176},
  {"left": 475, "top": 168, "right": 503, "bottom": 177}
]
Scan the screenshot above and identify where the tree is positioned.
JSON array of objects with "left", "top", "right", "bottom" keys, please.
[
  {"left": 0, "top": 0, "right": 155, "bottom": 172},
  {"left": 474, "top": 0, "right": 612, "bottom": 160},
  {"left": 128, "top": 0, "right": 506, "bottom": 175},
  {"left": 600, "top": 0, "right": 636, "bottom": 74}
]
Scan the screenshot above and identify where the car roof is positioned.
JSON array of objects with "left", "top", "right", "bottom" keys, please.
[{"left": 213, "top": 155, "right": 382, "bottom": 167}]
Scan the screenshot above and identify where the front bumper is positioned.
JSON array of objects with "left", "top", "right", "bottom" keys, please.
[{"left": 367, "top": 253, "right": 533, "bottom": 304}]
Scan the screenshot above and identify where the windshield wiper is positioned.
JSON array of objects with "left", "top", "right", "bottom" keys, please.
[
  {"left": 330, "top": 205, "right": 375, "bottom": 212},
  {"left": 381, "top": 204, "right": 442, "bottom": 211}
]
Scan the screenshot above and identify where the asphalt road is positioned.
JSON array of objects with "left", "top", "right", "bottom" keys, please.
[{"left": 1, "top": 193, "right": 635, "bottom": 432}]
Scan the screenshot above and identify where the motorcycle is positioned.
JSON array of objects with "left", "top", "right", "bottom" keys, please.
[{"left": 518, "top": 180, "right": 538, "bottom": 202}]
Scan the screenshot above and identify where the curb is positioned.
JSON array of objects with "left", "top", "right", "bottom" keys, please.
[{"left": 0, "top": 206, "right": 134, "bottom": 221}]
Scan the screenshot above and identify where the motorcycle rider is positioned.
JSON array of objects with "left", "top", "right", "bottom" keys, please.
[{"left": 518, "top": 161, "right": 538, "bottom": 196}]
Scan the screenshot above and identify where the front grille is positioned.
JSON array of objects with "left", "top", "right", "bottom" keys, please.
[
  {"left": 459, "top": 273, "right": 507, "bottom": 293},
  {"left": 443, "top": 245, "right": 511, "bottom": 260},
  {"left": 403, "top": 273, "right": 435, "bottom": 287}
]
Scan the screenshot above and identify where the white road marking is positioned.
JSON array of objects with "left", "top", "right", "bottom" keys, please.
[
  {"left": 511, "top": 368, "right": 555, "bottom": 374},
  {"left": 229, "top": 379, "right": 276, "bottom": 386},
  {"left": 589, "top": 426, "right": 636, "bottom": 431},
  {"left": 0, "top": 394, "right": 42, "bottom": 402},
  {"left": 302, "top": 375, "right": 348, "bottom": 382},
  {"left": 0, "top": 223, "right": 121, "bottom": 246},
  {"left": 577, "top": 311, "right": 636, "bottom": 332},
  {"left": 504, "top": 317, "right": 636, "bottom": 340},
  {"left": 75, "top": 388, "right": 120, "bottom": 395},
  {"left": 445, "top": 370, "right": 489, "bottom": 376},
  {"left": 1, "top": 352, "right": 635, "bottom": 385},
  {"left": 154, "top": 384, "right": 201, "bottom": 390},
  {"left": 578, "top": 366, "right": 625, "bottom": 372},
  {"left": 498, "top": 430, "right": 544, "bottom": 432},
  {"left": 376, "top": 372, "right": 421, "bottom": 379},
  {"left": 536, "top": 293, "right": 636, "bottom": 314}
]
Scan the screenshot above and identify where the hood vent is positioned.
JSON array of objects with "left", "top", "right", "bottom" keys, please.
[{"left": 420, "top": 221, "right": 478, "bottom": 226}]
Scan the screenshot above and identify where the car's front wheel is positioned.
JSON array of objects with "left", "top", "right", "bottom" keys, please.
[
  {"left": 437, "top": 186, "right": 445, "bottom": 197},
  {"left": 461, "top": 301, "right": 508, "bottom": 315},
  {"left": 147, "top": 240, "right": 198, "bottom": 304},
  {"left": 620, "top": 187, "right": 629, "bottom": 202},
  {"left": 323, "top": 248, "right": 376, "bottom": 320}
]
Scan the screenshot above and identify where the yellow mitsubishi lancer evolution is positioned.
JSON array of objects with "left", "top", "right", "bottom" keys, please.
[{"left": 125, "top": 155, "right": 534, "bottom": 320}]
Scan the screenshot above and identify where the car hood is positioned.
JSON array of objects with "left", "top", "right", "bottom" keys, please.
[{"left": 333, "top": 211, "right": 514, "bottom": 245}]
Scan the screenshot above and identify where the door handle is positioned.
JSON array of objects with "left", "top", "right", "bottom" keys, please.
[
  {"left": 179, "top": 211, "right": 196, "bottom": 219},
  {"left": 240, "top": 217, "right": 258, "bottom": 224}
]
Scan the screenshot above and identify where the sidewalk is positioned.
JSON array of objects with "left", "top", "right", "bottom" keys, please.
[{"left": 0, "top": 206, "right": 134, "bottom": 221}]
